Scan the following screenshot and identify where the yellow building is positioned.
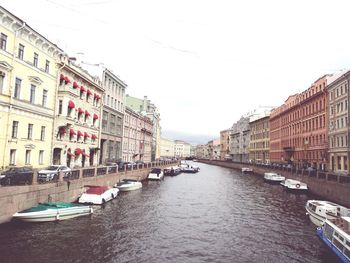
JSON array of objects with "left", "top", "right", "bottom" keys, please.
[{"left": 0, "top": 7, "right": 64, "bottom": 169}]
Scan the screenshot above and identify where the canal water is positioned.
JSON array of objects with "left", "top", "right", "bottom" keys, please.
[{"left": 0, "top": 162, "right": 340, "bottom": 263}]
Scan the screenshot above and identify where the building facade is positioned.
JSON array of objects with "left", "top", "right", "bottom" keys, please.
[
  {"left": 0, "top": 7, "right": 64, "bottom": 169},
  {"left": 122, "top": 106, "right": 153, "bottom": 163},
  {"left": 249, "top": 115, "right": 270, "bottom": 164},
  {"left": 230, "top": 116, "right": 250, "bottom": 163},
  {"left": 269, "top": 75, "right": 329, "bottom": 170},
  {"left": 126, "top": 95, "right": 161, "bottom": 161},
  {"left": 327, "top": 71, "right": 350, "bottom": 174},
  {"left": 52, "top": 60, "right": 103, "bottom": 168},
  {"left": 174, "top": 140, "right": 191, "bottom": 158},
  {"left": 160, "top": 137, "right": 175, "bottom": 158},
  {"left": 100, "top": 69, "right": 126, "bottom": 164},
  {"left": 220, "top": 129, "right": 230, "bottom": 160}
]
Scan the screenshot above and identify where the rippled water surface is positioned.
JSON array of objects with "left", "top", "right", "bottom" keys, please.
[{"left": 0, "top": 163, "right": 340, "bottom": 263}]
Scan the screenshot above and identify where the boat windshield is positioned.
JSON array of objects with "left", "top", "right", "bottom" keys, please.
[{"left": 151, "top": 168, "right": 161, "bottom": 173}]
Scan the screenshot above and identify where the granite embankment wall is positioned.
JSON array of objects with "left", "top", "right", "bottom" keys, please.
[
  {"left": 200, "top": 160, "right": 350, "bottom": 207},
  {"left": 0, "top": 162, "right": 174, "bottom": 224}
]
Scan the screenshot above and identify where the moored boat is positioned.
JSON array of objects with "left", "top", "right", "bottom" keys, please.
[
  {"left": 242, "top": 167, "right": 253, "bottom": 174},
  {"left": 148, "top": 168, "right": 164, "bottom": 180},
  {"left": 280, "top": 179, "right": 308, "bottom": 192},
  {"left": 78, "top": 185, "right": 119, "bottom": 205},
  {"left": 305, "top": 200, "right": 350, "bottom": 227},
  {"left": 264, "top": 172, "right": 285, "bottom": 184},
  {"left": 316, "top": 216, "right": 350, "bottom": 263},
  {"left": 13, "top": 202, "right": 93, "bottom": 222},
  {"left": 164, "top": 166, "right": 181, "bottom": 176},
  {"left": 114, "top": 179, "right": 142, "bottom": 191}
]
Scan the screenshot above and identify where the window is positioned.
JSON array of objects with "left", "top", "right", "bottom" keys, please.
[
  {"left": 33, "top": 53, "right": 38, "bottom": 67},
  {"left": 25, "top": 150, "right": 31, "bottom": 165},
  {"left": 12, "top": 121, "right": 18, "bottom": 138},
  {"left": 58, "top": 100, "right": 62, "bottom": 114},
  {"left": 14, "top": 78, "right": 21, "bottom": 99},
  {"left": 30, "top": 84, "right": 36, "bottom": 104},
  {"left": 45, "top": 60, "right": 50, "bottom": 73},
  {"left": 27, "top": 124, "right": 33, "bottom": 140},
  {"left": 0, "top": 71, "right": 5, "bottom": 93},
  {"left": 42, "top": 89, "right": 48, "bottom": 107},
  {"left": 10, "top": 149, "right": 16, "bottom": 165},
  {"left": 18, "top": 44, "right": 24, "bottom": 59},
  {"left": 39, "top": 150, "right": 44, "bottom": 165},
  {"left": 40, "top": 126, "right": 45, "bottom": 141},
  {"left": 0, "top": 33, "right": 7, "bottom": 50}
]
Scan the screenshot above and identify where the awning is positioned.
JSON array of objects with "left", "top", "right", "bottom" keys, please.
[
  {"left": 75, "top": 148, "right": 82, "bottom": 155},
  {"left": 70, "top": 129, "right": 76, "bottom": 135},
  {"left": 67, "top": 152, "right": 75, "bottom": 158},
  {"left": 64, "top": 76, "right": 71, "bottom": 84},
  {"left": 85, "top": 110, "right": 90, "bottom": 116},
  {"left": 60, "top": 74, "right": 65, "bottom": 80},
  {"left": 68, "top": 100, "right": 75, "bottom": 108},
  {"left": 77, "top": 130, "right": 84, "bottom": 137},
  {"left": 73, "top": 81, "right": 79, "bottom": 88},
  {"left": 80, "top": 85, "right": 86, "bottom": 92},
  {"left": 78, "top": 107, "right": 84, "bottom": 114},
  {"left": 84, "top": 132, "right": 90, "bottom": 138},
  {"left": 59, "top": 127, "right": 66, "bottom": 134},
  {"left": 91, "top": 134, "right": 97, "bottom": 139},
  {"left": 87, "top": 89, "right": 92, "bottom": 95},
  {"left": 93, "top": 113, "right": 98, "bottom": 120}
]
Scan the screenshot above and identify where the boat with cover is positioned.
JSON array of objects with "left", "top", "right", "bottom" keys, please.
[
  {"left": 242, "top": 167, "right": 253, "bottom": 174},
  {"left": 78, "top": 185, "right": 119, "bottom": 205},
  {"left": 13, "top": 202, "right": 93, "bottom": 222},
  {"left": 280, "top": 179, "right": 308, "bottom": 192},
  {"left": 263, "top": 172, "right": 285, "bottom": 183},
  {"left": 164, "top": 166, "right": 181, "bottom": 176},
  {"left": 316, "top": 216, "right": 350, "bottom": 263},
  {"left": 114, "top": 179, "right": 142, "bottom": 191},
  {"left": 305, "top": 200, "right": 350, "bottom": 227},
  {"left": 148, "top": 168, "right": 164, "bottom": 180}
]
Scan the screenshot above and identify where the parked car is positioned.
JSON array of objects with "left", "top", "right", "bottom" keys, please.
[
  {"left": 38, "top": 165, "right": 72, "bottom": 182},
  {"left": 0, "top": 167, "right": 33, "bottom": 186}
]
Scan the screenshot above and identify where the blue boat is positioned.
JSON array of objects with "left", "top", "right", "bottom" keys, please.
[{"left": 316, "top": 216, "right": 350, "bottom": 263}]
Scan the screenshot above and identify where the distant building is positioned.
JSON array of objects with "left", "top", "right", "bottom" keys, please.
[
  {"left": 122, "top": 106, "right": 153, "bottom": 162},
  {"left": 175, "top": 140, "right": 191, "bottom": 158},
  {"left": 207, "top": 139, "right": 220, "bottom": 159},
  {"left": 249, "top": 113, "right": 270, "bottom": 164},
  {"left": 195, "top": 144, "right": 207, "bottom": 159},
  {"left": 229, "top": 116, "right": 250, "bottom": 163},
  {"left": 220, "top": 129, "right": 230, "bottom": 160},
  {"left": 160, "top": 137, "right": 175, "bottom": 158},
  {"left": 126, "top": 95, "right": 161, "bottom": 161}
]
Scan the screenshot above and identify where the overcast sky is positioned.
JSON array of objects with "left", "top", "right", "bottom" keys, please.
[{"left": 2, "top": 0, "right": 350, "bottom": 140}]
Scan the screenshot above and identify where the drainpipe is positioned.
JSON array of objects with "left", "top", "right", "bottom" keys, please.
[{"left": 3, "top": 22, "right": 26, "bottom": 169}]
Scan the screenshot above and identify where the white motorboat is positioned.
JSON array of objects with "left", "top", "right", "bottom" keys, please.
[
  {"left": 242, "top": 167, "right": 253, "bottom": 174},
  {"left": 78, "top": 185, "right": 119, "bottom": 205},
  {"left": 114, "top": 179, "right": 142, "bottom": 191},
  {"left": 305, "top": 200, "right": 350, "bottom": 227},
  {"left": 13, "top": 202, "right": 93, "bottom": 222},
  {"left": 317, "top": 216, "right": 350, "bottom": 263},
  {"left": 263, "top": 172, "right": 285, "bottom": 183},
  {"left": 148, "top": 168, "right": 164, "bottom": 180},
  {"left": 280, "top": 179, "right": 308, "bottom": 192}
]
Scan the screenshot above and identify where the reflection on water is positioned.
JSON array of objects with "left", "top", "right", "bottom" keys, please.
[{"left": 0, "top": 162, "right": 340, "bottom": 263}]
